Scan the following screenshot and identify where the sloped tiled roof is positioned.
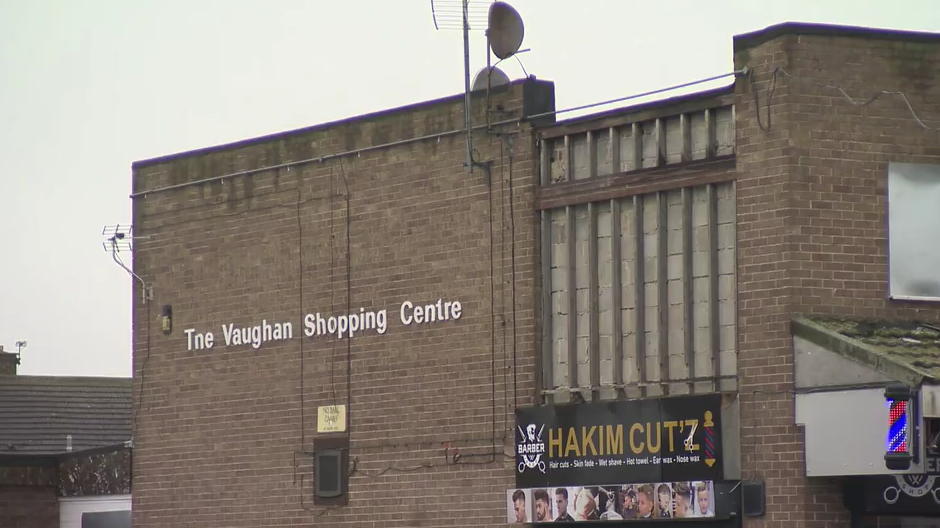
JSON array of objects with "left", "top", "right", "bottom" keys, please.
[
  {"left": 0, "top": 375, "right": 132, "bottom": 456},
  {"left": 793, "top": 316, "right": 940, "bottom": 384}
]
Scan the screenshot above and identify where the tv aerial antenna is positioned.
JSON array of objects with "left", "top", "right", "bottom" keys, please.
[
  {"left": 13, "top": 340, "right": 26, "bottom": 362},
  {"left": 430, "top": 0, "right": 528, "bottom": 174},
  {"left": 102, "top": 224, "right": 153, "bottom": 303}
]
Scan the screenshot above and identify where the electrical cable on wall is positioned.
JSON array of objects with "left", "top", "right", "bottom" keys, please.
[
  {"left": 298, "top": 158, "right": 355, "bottom": 519},
  {"left": 138, "top": 303, "right": 152, "bottom": 422},
  {"left": 301, "top": 384, "right": 825, "bottom": 495},
  {"left": 317, "top": 159, "right": 352, "bottom": 413},
  {"left": 309, "top": 435, "right": 506, "bottom": 454},
  {"left": 338, "top": 158, "right": 353, "bottom": 438},
  {"left": 328, "top": 166, "right": 339, "bottom": 405},
  {"left": 748, "top": 66, "right": 940, "bottom": 133},
  {"left": 494, "top": 133, "right": 520, "bottom": 436},
  {"left": 488, "top": 150, "right": 499, "bottom": 463},
  {"left": 498, "top": 142, "right": 509, "bottom": 430},
  {"left": 300, "top": 450, "right": 514, "bottom": 519},
  {"left": 507, "top": 135, "right": 518, "bottom": 411},
  {"left": 297, "top": 187, "right": 308, "bottom": 452},
  {"left": 499, "top": 141, "right": 511, "bottom": 437},
  {"left": 470, "top": 149, "right": 501, "bottom": 464}
]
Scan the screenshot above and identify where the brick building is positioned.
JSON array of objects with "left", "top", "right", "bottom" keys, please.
[
  {"left": 129, "top": 22, "right": 940, "bottom": 528},
  {"left": 0, "top": 348, "right": 133, "bottom": 528}
]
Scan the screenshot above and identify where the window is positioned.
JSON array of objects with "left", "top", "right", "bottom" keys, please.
[{"left": 887, "top": 163, "right": 940, "bottom": 301}]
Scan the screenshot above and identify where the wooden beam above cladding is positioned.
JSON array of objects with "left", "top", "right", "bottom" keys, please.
[{"left": 536, "top": 156, "right": 735, "bottom": 210}]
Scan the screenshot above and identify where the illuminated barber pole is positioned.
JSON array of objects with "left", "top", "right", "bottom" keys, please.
[
  {"left": 884, "top": 383, "right": 917, "bottom": 471},
  {"left": 887, "top": 398, "right": 909, "bottom": 454}
]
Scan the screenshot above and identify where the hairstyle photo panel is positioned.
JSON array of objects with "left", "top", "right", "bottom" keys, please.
[
  {"left": 572, "top": 486, "right": 597, "bottom": 521},
  {"left": 692, "top": 481, "right": 716, "bottom": 517},
  {"left": 595, "top": 486, "right": 622, "bottom": 521},
  {"left": 616, "top": 484, "right": 638, "bottom": 519},
  {"left": 507, "top": 488, "right": 532, "bottom": 524},
  {"left": 655, "top": 482, "right": 674, "bottom": 518},
  {"left": 550, "top": 486, "right": 571, "bottom": 522},
  {"left": 507, "top": 481, "right": 718, "bottom": 523},
  {"left": 672, "top": 481, "right": 694, "bottom": 518},
  {"left": 634, "top": 483, "right": 656, "bottom": 519},
  {"left": 531, "top": 488, "right": 553, "bottom": 523}
]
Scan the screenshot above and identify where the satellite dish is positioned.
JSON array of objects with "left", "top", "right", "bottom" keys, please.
[
  {"left": 487, "top": 1, "right": 525, "bottom": 60},
  {"left": 472, "top": 65, "right": 511, "bottom": 91}
]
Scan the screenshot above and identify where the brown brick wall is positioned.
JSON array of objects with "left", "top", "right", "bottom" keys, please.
[
  {"left": 130, "top": 81, "right": 545, "bottom": 527},
  {"left": 128, "top": 23, "right": 939, "bottom": 528},
  {"left": 783, "top": 33, "right": 940, "bottom": 322},
  {"left": 734, "top": 28, "right": 940, "bottom": 528},
  {"left": 0, "top": 486, "right": 58, "bottom": 528}
]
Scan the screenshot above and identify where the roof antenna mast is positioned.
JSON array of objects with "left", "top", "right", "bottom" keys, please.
[
  {"left": 430, "top": 0, "right": 527, "bottom": 174},
  {"left": 102, "top": 224, "right": 153, "bottom": 303}
]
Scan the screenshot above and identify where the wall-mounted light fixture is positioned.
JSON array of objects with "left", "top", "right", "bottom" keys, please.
[{"left": 160, "top": 305, "right": 173, "bottom": 335}]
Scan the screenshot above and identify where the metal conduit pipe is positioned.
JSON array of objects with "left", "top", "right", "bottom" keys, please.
[{"left": 129, "top": 117, "right": 522, "bottom": 199}]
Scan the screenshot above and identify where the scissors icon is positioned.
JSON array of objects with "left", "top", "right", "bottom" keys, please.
[{"left": 684, "top": 422, "right": 697, "bottom": 452}]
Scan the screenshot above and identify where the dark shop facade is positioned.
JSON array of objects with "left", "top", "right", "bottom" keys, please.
[{"left": 127, "top": 21, "right": 940, "bottom": 528}]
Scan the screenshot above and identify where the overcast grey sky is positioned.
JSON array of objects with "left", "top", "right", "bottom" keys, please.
[{"left": 0, "top": 0, "right": 936, "bottom": 378}]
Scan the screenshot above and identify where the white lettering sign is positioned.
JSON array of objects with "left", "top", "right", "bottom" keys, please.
[
  {"left": 399, "top": 299, "right": 462, "bottom": 326},
  {"left": 222, "top": 319, "right": 293, "bottom": 349},
  {"left": 183, "top": 298, "right": 463, "bottom": 352},
  {"left": 303, "top": 307, "right": 388, "bottom": 339}
]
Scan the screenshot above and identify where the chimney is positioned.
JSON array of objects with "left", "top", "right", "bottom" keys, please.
[{"left": 0, "top": 345, "right": 20, "bottom": 376}]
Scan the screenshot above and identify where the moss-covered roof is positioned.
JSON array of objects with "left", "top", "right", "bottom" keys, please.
[{"left": 792, "top": 316, "right": 940, "bottom": 385}]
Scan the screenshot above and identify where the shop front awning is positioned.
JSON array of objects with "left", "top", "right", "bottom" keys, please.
[{"left": 792, "top": 316, "right": 940, "bottom": 477}]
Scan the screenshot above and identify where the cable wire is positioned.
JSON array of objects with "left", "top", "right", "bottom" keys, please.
[
  {"left": 507, "top": 136, "right": 518, "bottom": 410},
  {"left": 135, "top": 295, "right": 152, "bottom": 423},
  {"left": 131, "top": 66, "right": 937, "bottom": 204},
  {"left": 328, "top": 167, "right": 338, "bottom": 404},
  {"left": 748, "top": 68, "right": 777, "bottom": 133},
  {"left": 338, "top": 158, "right": 352, "bottom": 438},
  {"left": 129, "top": 70, "right": 746, "bottom": 200},
  {"left": 780, "top": 67, "right": 940, "bottom": 131},
  {"left": 750, "top": 66, "right": 940, "bottom": 132},
  {"left": 297, "top": 188, "right": 308, "bottom": 453},
  {"left": 527, "top": 71, "right": 745, "bottom": 121}
]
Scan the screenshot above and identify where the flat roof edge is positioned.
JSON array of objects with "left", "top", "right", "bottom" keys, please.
[
  {"left": 734, "top": 21, "right": 940, "bottom": 52},
  {"left": 132, "top": 78, "right": 551, "bottom": 170}
]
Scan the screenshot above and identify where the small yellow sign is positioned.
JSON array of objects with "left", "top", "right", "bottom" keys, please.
[{"left": 317, "top": 405, "right": 347, "bottom": 433}]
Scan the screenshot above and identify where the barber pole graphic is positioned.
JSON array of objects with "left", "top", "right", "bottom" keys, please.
[{"left": 703, "top": 410, "right": 716, "bottom": 468}]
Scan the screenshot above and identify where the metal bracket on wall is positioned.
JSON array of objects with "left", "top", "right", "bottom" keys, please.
[{"left": 102, "top": 224, "right": 154, "bottom": 304}]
